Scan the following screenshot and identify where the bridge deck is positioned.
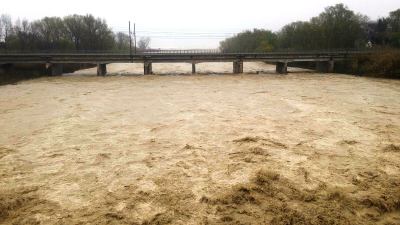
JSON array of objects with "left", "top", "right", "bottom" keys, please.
[{"left": 0, "top": 51, "right": 361, "bottom": 64}]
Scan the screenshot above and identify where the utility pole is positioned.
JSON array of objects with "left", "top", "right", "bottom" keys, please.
[
  {"left": 129, "top": 21, "right": 132, "bottom": 57},
  {"left": 134, "top": 23, "right": 137, "bottom": 54}
]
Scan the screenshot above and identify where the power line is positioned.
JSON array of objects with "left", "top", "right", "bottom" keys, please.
[
  {"left": 135, "top": 37, "right": 228, "bottom": 39},
  {"left": 111, "top": 28, "right": 237, "bottom": 35},
  {"left": 113, "top": 32, "right": 234, "bottom": 37},
  {"left": 112, "top": 25, "right": 236, "bottom": 42},
  {"left": 112, "top": 31, "right": 233, "bottom": 37}
]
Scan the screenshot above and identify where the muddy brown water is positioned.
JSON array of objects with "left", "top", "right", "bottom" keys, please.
[{"left": 0, "top": 62, "right": 399, "bottom": 224}]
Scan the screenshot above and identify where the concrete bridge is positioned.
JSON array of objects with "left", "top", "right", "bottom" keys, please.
[{"left": 0, "top": 50, "right": 364, "bottom": 76}]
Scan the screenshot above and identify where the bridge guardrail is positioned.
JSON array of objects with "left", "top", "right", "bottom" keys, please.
[{"left": 0, "top": 48, "right": 383, "bottom": 55}]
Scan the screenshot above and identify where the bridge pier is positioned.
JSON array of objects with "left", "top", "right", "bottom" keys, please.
[
  {"left": 233, "top": 60, "right": 243, "bottom": 74},
  {"left": 328, "top": 60, "right": 334, "bottom": 73},
  {"left": 144, "top": 61, "right": 153, "bottom": 75},
  {"left": 316, "top": 60, "right": 334, "bottom": 73},
  {"left": 192, "top": 63, "right": 196, "bottom": 74},
  {"left": 97, "top": 64, "right": 107, "bottom": 76},
  {"left": 47, "top": 63, "right": 63, "bottom": 76},
  {"left": 0, "top": 64, "right": 13, "bottom": 74},
  {"left": 276, "top": 62, "right": 288, "bottom": 74}
]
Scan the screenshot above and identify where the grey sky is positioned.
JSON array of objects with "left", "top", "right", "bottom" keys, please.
[{"left": 2, "top": 0, "right": 399, "bottom": 49}]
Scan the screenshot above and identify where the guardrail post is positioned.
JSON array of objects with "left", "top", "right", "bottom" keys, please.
[
  {"left": 276, "top": 61, "right": 288, "bottom": 74},
  {"left": 233, "top": 60, "right": 243, "bottom": 74},
  {"left": 144, "top": 61, "right": 153, "bottom": 75},
  {"left": 97, "top": 64, "right": 107, "bottom": 76}
]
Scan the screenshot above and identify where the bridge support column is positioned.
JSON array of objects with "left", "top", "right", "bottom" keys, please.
[
  {"left": 0, "top": 64, "right": 13, "bottom": 74},
  {"left": 276, "top": 62, "right": 288, "bottom": 74},
  {"left": 316, "top": 60, "right": 334, "bottom": 73},
  {"left": 144, "top": 61, "right": 153, "bottom": 75},
  {"left": 233, "top": 60, "right": 243, "bottom": 74},
  {"left": 192, "top": 63, "right": 196, "bottom": 74},
  {"left": 47, "top": 63, "right": 63, "bottom": 76},
  {"left": 328, "top": 60, "right": 334, "bottom": 73},
  {"left": 97, "top": 64, "right": 107, "bottom": 76}
]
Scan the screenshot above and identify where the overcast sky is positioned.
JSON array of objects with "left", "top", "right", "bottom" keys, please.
[{"left": 2, "top": 0, "right": 399, "bottom": 49}]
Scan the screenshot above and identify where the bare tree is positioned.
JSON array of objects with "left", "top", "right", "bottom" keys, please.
[
  {"left": 138, "top": 37, "right": 151, "bottom": 50},
  {"left": 64, "top": 15, "right": 85, "bottom": 50},
  {"left": 0, "top": 18, "right": 2, "bottom": 42},
  {"left": 0, "top": 14, "right": 12, "bottom": 42},
  {"left": 115, "top": 32, "right": 130, "bottom": 50}
]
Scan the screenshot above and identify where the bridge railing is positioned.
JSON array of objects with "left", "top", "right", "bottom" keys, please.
[
  {"left": 0, "top": 48, "right": 384, "bottom": 55},
  {"left": 0, "top": 48, "right": 222, "bottom": 55},
  {"left": 142, "top": 49, "right": 221, "bottom": 54}
]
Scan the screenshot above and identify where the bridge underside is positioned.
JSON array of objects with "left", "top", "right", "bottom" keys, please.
[
  {"left": 70, "top": 60, "right": 336, "bottom": 76},
  {"left": 1, "top": 60, "right": 337, "bottom": 76}
]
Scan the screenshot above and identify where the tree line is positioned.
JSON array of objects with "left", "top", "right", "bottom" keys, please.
[
  {"left": 0, "top": 14, "right": 150, "bottom": 52},
  {"left": 220, "top": 4, "right": 400, "bottom": 52}
]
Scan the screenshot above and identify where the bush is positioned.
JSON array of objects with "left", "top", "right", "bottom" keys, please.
[{"left": 355, "top": 50, "right": 400, "bottom": 78}]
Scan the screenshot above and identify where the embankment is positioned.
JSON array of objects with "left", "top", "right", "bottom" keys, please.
[{"left": 0, "top": 63, "right": 96, "bottom": 85}]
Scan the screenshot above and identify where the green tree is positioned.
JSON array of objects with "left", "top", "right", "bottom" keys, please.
[
  {"left": 315, "top": 4, "right": 368, "bottom": 49},
  {"left": 388, "top": 9, "right": 400, "bottom": 47},
  {"left": 372, "top": 18, "right": 390, "bottom": 45},
  {"left": 219, "top": 29, "right": 277, "bottom": 53},
  {"left": 31, "top": 17, "right": 71, "bottom": 50},
  {"left": 277, "top": 4, "right": 368, "bottom": 50},
  {"left": 64, "top": 15, "right": 85, "bottom": 50},
  {"left": 388, "top": 9, "right": 400, "bottom": 31},
  {"left": 79, "top": 15, "right": 115, "bottom": 51},
  {"left": 278, "top": 21, "right": 321, "bottom": 50}
]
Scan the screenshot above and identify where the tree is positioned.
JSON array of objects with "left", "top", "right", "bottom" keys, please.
[
  {"left": 388, "top": 9, "right": 400, "bottom": 47},
  {"left": 368, "top": 18, "right": 389, "bottom": 46},
  {"left": 8, "top": 19, "right": 36, "bottom": 51},
  {"left": 79, "top": 15, "right": 115, "bottom": 51},
  {"left": 31, "top": 17, "right": 71, "bottom": 50},
  {"left": 0, "top": 17, "right": 3, "bottom": 42},
  {"left": 0, "top": 14, "right": 12, "bottom": 42},
  {"left": 138, "top": 37, "right": 151, "bottom": 50},
  {"left": 388, "top": 9, "right": 400, "bottom": 32},
  {"left": 0, "top": 14, "right": 118, "bottom": 52},
  {"left": 115, "top": 32, "right": 130, "bottom": 51},
  {"left": 315, "top": 4, "right": 368, "bottom": 49},
  {"left": 275, "top": 4, "right": 368, "bottom": 50},
  {"left": 278, "top": 21, "right": 320, "bottom": 50},
  {"left": 64, "top": 15, "right": 85, "bottom": 50},
  {"left": 220, "top": 4, "right": 370, "bottom": 52},
  {"left": 220, "top": 29, "right": 277, "bottom": 53}
]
